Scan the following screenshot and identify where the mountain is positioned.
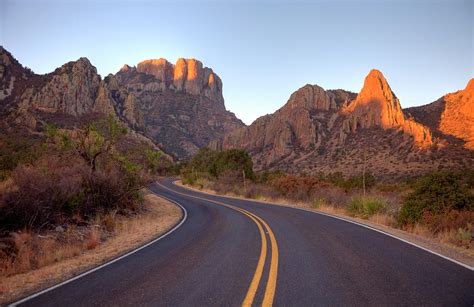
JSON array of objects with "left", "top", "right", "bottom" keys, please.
[
  {"left": 115, "top": 58, "right": 243, "bottom": 159},
  {"left": 0, "top": 46, "right": 244, "bottom": 159},
  {"left": 406, "top": 79, "right": 474, "bottom": 149},
  {"left": 214, "top": 70, "right": 473, "bottom": 179}
]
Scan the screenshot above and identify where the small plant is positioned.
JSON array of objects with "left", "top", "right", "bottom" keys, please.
[
  {"left": 86, "top": 229, "right": 100, "bottom": 250},
  {"left": 346, "top": 196, "right": 387, "bottom": 218},
  {"left": 453, "top": 223, "right": 472, "bottom": 248},
  {"left": 311, "top": 198, "right": 326, "bottom": 209},
  {"left": 103, "top": 211, "right": 117, "bottom": 232}
]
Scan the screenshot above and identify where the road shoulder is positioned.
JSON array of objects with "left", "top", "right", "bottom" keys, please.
[
  {"left": 175, "top": 180, "right": 474, "bottom": 269},
  {"left": 1, "top": 190, "right": 183, "bottom": 304}
]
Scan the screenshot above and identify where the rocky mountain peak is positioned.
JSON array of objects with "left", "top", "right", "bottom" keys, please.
[
  {"left": 118, "top": 57, "right": 224, "bottom": 105},
  {"left": 0, "top": 47, "right": 14, "bottom": 67},
  {"left": 120, "top": 64, "right": 132, "bottom": 72},
  {"left": 59, "top": 57, "right": 97, "bottom": 75},
  {"left": 137, "top": 58, "right": 173, "bottom": 82},
  {"left": 465, "top": 78, "right": 474, "bottom": 92},
  {"left": 358, "top": 69, "right": 396, "bottom": 103},
  {"left": 345, "top": 69, "right": 404, "bottom": 128}
]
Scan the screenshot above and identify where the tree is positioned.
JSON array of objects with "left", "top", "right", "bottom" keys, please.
[{"left": 46, "top": 116, "right": 127, "bottom": 173}]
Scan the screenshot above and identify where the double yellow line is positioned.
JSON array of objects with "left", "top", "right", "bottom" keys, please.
[{"left": 157, "top": 182, "right": 279, "bottom": 306}]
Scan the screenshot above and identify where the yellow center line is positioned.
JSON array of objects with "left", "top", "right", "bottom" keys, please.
[
  {"left": 237, "top": 210, "right": 267, "bottom": 307},
  {"left": 157, "top": 182, "right": 279, "bottom": 306},
  {"left": 247, "top": 212, "right": 278, "bottom": 307}
]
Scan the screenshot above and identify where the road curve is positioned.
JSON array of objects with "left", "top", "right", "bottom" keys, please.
[{"left": 13, "top": 178, "right": 474, "bottom": 306}]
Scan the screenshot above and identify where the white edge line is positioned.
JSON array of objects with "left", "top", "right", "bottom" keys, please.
[
  {"left": 9, "top": 191, "right": 188, "bottom": 307},
  {"left": 172, "top": 180, "right": 474, "bottom": 271}
]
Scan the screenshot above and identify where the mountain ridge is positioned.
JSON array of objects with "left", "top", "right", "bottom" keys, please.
[
  {"left": 0, "top": 46, "right": 244, "bottom": 159},
  {"left": 213, "top": 69, "right": 473, "bottom": 179}
]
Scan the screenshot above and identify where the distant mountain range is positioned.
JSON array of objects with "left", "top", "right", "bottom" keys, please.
[
  {"left": 0, "top": 46, "right": 243, "bottom": 159},
  {"left": 212, "top": 70, "right": 473, "bottom": 179},
  {"left": 1, "top": 46, "right": 472, "bottom": 178}
]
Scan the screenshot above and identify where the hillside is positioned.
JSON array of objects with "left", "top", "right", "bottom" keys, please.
[
  {"left": 213, "top": 70, "right": 473, "bottom": 179},
  {"left": 0, "top": 46, "right": 244, "bottom": 159}
]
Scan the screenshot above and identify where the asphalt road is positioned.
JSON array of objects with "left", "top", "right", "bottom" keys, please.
[{"left": 13, "top": 178, "right": 474, "bottom": 306}]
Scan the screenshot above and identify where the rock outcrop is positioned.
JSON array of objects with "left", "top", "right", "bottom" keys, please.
[
  {"left": 216, "top": 69, "right": 472, "bottom": 179},
  {"left": 341, "top": 69, "right": 432, "bottom": 146},
  {"left": 406, "top": 79, "right": 474, "bottom": 149},
  {"left": 1, "top": 47, "right": 244, "bottom": 160},
  {"left": 116, "top": 58, "right": 243, "bottom": 159},
  {"left": 127, "top": 58, "right": 224, "bottom": 105}
]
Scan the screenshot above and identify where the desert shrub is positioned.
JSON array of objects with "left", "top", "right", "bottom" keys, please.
[
  {"left": 325, "top": 172, "right": 346, "bottom": 188},
  {"left": 0, "top": 134, "right": 43, "bottom": 181},
  {"left": 0, "top": 117, "right": 159, "bottom": 232},
  {"left": 453, "top": 224, "right": 472, "bottom": 248},
  {"left": 323, "top": 172, "right": 376, "bottom": 191},
  {"left": 183, "top": 148, "right": 254, "bottom": 182},
  {"left": 346, "top": 196, "right": 387, "bottom": 218},
  {"left": 421, "top": 210, "right": 474, "bottom": 234},
  {"left": 0, "top": 156, "right": 85, "bottom": 230},
  {"left": 188, "top": 147, "right": 218, "bottom": 174},
  {"left": 212, "top": 149, "right": 254, "bottom": 180},
  {"left": 344, "top": 173, "right": 376, "bottom": 190},
  {"left": 321, "top": 172, "right": 376, "bottom": 192},
  {"left": 255, "top": 170, "right": 285, "bottom": 184},
  {"left": 398, "top": 171, "right": 474, "bottom": 225},
  {"left": 311, "top": 198, "right": 327, "bottom": 209},
  {"left": 270, "top": 175, "right": 323, "bottom": 201}
]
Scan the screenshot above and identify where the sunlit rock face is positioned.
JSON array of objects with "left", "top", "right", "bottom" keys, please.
[
  {"left": 344, "top": 69, "right": 405, "bottom": 128},
  {"left": 116, "top": 57, "right": 243, "bottom": 159},
  {"left": 342, "top": 69, "right": 432, "bottom": 146},
  {"left": 133, "top": 58, "right": 224, "bottom": 105},
  {"left": 0, "top": 47, "right": 243, "bottom": 160},
  {"left": 407, "top": 78, "right": 474, "bottom": 149},
  {"left": 137, "top": 59, "right": 174, "bottom": 86},
  {"left": 215, "top": 69, "right": 472, "bottom": 179}
]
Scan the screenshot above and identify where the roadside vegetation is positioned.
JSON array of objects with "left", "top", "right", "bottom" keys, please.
[
  {"left": 182, "top": 148, "right": 474, "bottom": 250},
  {"left": 0, "top": 116, "right": 174, "bottom": 277}
]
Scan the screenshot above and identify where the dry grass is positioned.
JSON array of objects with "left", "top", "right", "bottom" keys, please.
[
  {"left": 0, "top": 190, "right": 182, "bottom": 304},
  {"left": 368, "top": 213, "right": 396, "bottom": 227},
  {"left": 0, "top": 178, "right": 16, "bottom": 197}
]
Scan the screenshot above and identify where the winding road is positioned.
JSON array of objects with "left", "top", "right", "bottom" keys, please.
[{"left": 13, "top": 178, "right": 474, "bottom": 306}]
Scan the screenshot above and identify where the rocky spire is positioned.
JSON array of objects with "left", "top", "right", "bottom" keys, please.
[
  {"left": 343, "top": 69, "right": 432, "bottom": 146},
  {"left": 345, "top": 69, "right": 404, "bottom": 128}
]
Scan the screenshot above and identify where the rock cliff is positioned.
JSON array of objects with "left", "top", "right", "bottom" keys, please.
[
  {"left": 406, "top": 79, "right": 474, "bottom": 149},
  {"left": 115, "top": 58, "right": 243, "bottom": 159},
  {"left": 215, "top": 69, "right": 472, "bottom": 179},
  {"left": 0, "top": 46, "right": 244, "bottom": 159}
]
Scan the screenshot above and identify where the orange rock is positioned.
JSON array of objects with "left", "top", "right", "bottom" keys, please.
[
  {"left": 439, "top": 79, "right": 474, "bottom": 148},
  {"left": 344, "top": 69, "right": 432, "bottom": 146}
]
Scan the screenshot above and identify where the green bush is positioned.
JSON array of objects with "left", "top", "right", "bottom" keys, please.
[
  {"left": 346, "top": 196, "right": 387, "bottom": 218},
  {"left": 183, "top": 148, "right": 254, "bottom": 181},
  {"left": 398, "top": 171, "right": 474, "bottom": 225},
  {"left": 323, "top": 172, "right": 376, "bottom": 191},
  {"left": 255, "top": 170, "right": 284, "bottom": 184},
  {"left": 0, "top": 134, "right": 43, "bottom": 181}
]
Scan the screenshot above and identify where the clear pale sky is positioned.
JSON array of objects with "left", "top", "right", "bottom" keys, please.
[{"left": 1, "top": 0, "right": 472, "bottom": 124}]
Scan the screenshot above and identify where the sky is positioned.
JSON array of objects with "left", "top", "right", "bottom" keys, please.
[{"left": 1, "top": 0, "right": 472, "bottom": 124}]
